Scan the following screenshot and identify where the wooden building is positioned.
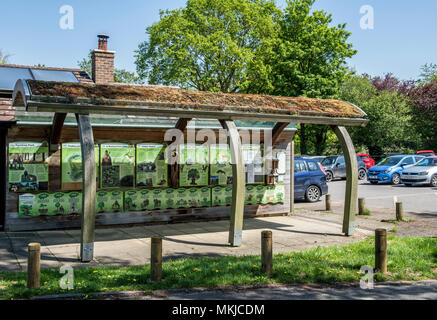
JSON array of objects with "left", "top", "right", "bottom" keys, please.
[{"left": 1, "top": 35, "right": 368, "bottom": 262}]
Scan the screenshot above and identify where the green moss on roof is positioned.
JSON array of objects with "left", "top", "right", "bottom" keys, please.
[{"left": 26, "top": 80, "right": 365, "bottom": 118}]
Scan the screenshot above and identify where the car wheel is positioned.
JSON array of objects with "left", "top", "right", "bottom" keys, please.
[
  {"left": 305, "top": 185, "right": 321, "bottom": 202},
  {"left": 325, "top": 171, "right": 333, "bottom": 182},
  {"left": 430, "top": 175, "right": 437, "bottom": 187},
  {"left": 358, "top": 169, "right": 367, "bottom": 180},
  {"left": 391, "top": 173, "right": 401, "bottom": 185}
]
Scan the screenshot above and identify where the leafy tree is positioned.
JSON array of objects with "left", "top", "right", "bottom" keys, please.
[
  {"left": 418, "top": 63, "right": 437, "bottom": 84},
  {"left": 271, "top": 0, "right": 356, "bottom": 155},
  {"left": 367, "top": 73, "right": 415, "bottom": 95},
  {"left": 0, "top": 49, "right": 11, "bottom": 64},
  {"left": 135, "top": 0, "right": 281, "bottom": 93},
  {"left": 409, "top": 81, "right": 437, "bottom": 151},
  {"left": 340, "top": 75, "right": 419, "bottom": 159},
  {"left": 77, "top": 51, "right": 141, "bottom": 84}
]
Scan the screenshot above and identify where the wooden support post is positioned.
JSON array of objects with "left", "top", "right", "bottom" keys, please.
[
  {"left": 50, "top": 113, "right": 67, "bottom": 151},
  {"left": 220, "top": 120, "right": 245, "bottom": 246},
  {"left": 76, "top": 114, "right": 96, "bottom": 262},
  {"left": 289, "top": 140, "right": 295, "bottom": 215},
  {"left": 27, "top": 242, "right": 40, "bottom": 288},
  {"left": 396, "top": 202, "right": 404, "bottom": 221},
  {"left": 332, "top": 126, "right": 358, "bottom": 236},
  {"left": 261, "top": 230, "right": 273, "bottom": 277},
  {"left": 169, "top": 118, "right": 191, "bottom": 187},
  {"left": 358, "top": 198, "right": 365, "bottom": 215},
  {"left": 0, "top": 127, "right": 7, "bottom": 230},
  {"left": 375, "top": 229, "right": 387, "bottom": 274},
  {"left": 325, "top": 194, "right": 332, "bottom": 211},
  {"left": 150, "top": 236, "right": 163, "bottom": 281}
]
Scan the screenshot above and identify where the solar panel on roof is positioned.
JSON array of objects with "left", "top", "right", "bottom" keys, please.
[
  {"left": 0, "top": 67, "right": 33, "bottom": 90},
  {"left": 31, "top": 69, "right": 78, "bottom": 82}
]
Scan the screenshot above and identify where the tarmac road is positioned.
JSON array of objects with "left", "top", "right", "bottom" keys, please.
[{"left": 324, "top": 179, "right": 437, "bottom": 214}]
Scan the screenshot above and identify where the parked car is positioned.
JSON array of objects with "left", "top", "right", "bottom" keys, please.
[
  {"left": 357, "top": 153, "right": 375, "bottom": 169},
  {"left": 294, "top": 158, "right": 328, "bottom": 202},
  {"left": 416, "top": 150, "right": 436, "bottom": 157},
  {"left": 321, "top": 155, "right": 367, "bottom": 182},
  {"left": 401, "top": 156, "right": 437, "bottom": 187},
  {"left": 367, "top": 155, "right": 425, "bottom": 185}
]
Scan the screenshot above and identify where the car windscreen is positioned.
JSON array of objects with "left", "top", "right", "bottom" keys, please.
[
  {"left": 377, "top": 156, "right": 403, "bottom": 166},
  {"left": 321, "top": 157, "right": 336, "bottom": 166},
  {"left": 415, "top": 157, "right": 437, "bottom": 167},
  {"left": 418, "top": 152, "right": 434, "bottom": 157}
]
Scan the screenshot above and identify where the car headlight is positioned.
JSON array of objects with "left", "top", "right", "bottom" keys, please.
[
  {"left": 419, "top": 171, "right": 428, "bottom": 176},
  {"left": 384, "top": 168, "right": 392, "bottom": 174}
]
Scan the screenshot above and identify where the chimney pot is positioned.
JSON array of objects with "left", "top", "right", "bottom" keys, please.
[{"left": 97, "top": 34, "right": 109, "bottom": 51}]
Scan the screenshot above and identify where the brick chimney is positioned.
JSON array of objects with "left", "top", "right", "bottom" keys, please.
[{"left": 91, "top": 34, "right": 115, "bottom": 84}]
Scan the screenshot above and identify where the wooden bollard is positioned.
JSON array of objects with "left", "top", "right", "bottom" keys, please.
[
  {"left": 375, "top": 229, "right": 387, "bottom": 274},
  {"left": 358, "top": 198, "right": 365, "bottom": 215},
  {"left": 261, "top": 230, "right": 273, "bottom": 277},
  {"left": 27, "top": 242, "right": 41, "bottom": 288},
  {"left": 150, "top": 236, "right": 162, "bottom": 281},
  {"left": 325, "top": 194, "right": 331, "bottom": 211},
  {"left": 396, "top": 202, "right": 404, "bottom": 221}
]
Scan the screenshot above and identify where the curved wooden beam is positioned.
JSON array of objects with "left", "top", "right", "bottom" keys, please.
[
  {"left": 76, "top": 114, "right": 97, "bottom": 262},
  {"left": 332, "top": 125, "right": 357, "bottom": 236},
  {"left": 219, "top": 120, "right": 245, "bottom": 246}
]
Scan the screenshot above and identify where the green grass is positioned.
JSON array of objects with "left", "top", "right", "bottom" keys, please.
[{"left": 1, "top": 236, "right": 437, "bottom": 300}]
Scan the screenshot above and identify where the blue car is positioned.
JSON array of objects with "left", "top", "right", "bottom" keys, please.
[
  {"left": 294, "top": 158, "right": 328, "bottom": 202},
  {"left": 367, "top": 155, "right": 425, "bottom": 185}
]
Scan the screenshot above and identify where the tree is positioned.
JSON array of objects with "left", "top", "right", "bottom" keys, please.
[
  {"left": 0, "top": 49, "right": 11, "bottom": 64},
  {"left": 271, "top": 0, "right": 357, "bottom": 155},
  {"left": 418, "top": 63, "right": 437, "bottom": 84},
  {"left": 135, "top": 0, "right": 280, "bottom": 93},
  {"left": 77, "top": 51, "right": 141, "bottom": 84},
  {"left": 409, "top": 81, "right": 437, "bottom": 151},
  {"left": 340, "top": 75, "right": 419, "bottom": 159}
]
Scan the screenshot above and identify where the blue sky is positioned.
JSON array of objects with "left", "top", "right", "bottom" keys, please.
[{"left": 1, "top": 0, "right": 436, "bottom": 81}]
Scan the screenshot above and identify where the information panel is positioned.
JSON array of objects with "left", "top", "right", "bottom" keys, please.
[{"left": 8, "top": 141, "right": 49, "bottom": 192}]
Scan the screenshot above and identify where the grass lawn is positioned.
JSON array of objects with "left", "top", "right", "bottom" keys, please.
[{"left": 1, "top": 236, "right": 437, "bottom": 300}]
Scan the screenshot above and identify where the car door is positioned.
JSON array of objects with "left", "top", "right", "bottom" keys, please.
[
  {"left": 400, "top": 156, "right": 415, "bottom": 171},
  {"left": 294, "top": 160, "right": 308, "bottom": 199},
  {"left": 334, "top": 156, "right": 346, "bottom": 178}
]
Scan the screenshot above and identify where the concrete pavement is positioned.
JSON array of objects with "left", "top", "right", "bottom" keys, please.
[{"left": 0, "top": 214, "right": 372, "bottom": 272}]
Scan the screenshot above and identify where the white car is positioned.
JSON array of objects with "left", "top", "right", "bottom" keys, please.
[{"left": 400, "top": 156, "right": 437, "bottom": 187}]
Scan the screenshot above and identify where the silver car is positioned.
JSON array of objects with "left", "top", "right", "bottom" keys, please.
[
  {"left": 401, "top": 156, "right": 437, "bottom": 187},
  {"left": 321, "top": 155, "right": 367, "bottom": 182}
]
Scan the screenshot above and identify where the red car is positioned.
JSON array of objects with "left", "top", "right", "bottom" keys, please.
[
  {"left": 416, "top": 150, "right": 436, "bottom": 157},
  {"left": 357, "top": 153, "right": 375, "bottom": 169}
]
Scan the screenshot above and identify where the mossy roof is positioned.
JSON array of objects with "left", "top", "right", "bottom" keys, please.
[{"left": 25, "top": 80, "right": 366, "bottom": 119}]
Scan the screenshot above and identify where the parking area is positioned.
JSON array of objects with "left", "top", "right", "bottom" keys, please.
[{"left": 324, "top": 180, "right": 437, "bottom": 214}]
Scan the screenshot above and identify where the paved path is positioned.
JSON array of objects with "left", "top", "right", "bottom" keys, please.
[
  {"left": 149, "top": 281, "right": 437, "bottom": 300},
  {"left": 0, "top": 215, "right": 371, "bottom": 272},
  {"left": 34, "top": 281, "right": 437, "bottom": 300}
]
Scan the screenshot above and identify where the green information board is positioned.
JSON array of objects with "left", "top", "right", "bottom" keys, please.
[
  {"left": 163, "top": 188, "right": 178, "bottom": 209},
  {"left": 100, "top": 143, "right": 135, "bottom": 188},
  {"left": 210, "top": 144, "right": 233, "bottom": 185},
  {"left": 212, "top": 186, "right": 232, "bottom": 206},
  {"left": 175, "top": 188, "right": 189, "bottom": 208},
  {"left": 136, "top": 143, "right": 168, "bottom": 187},
  {"left": 179, "top": 144, "right": 209, "bottom": 187},
  {"left": 61, "top": 143, "right": 99, "bottom": 191},
  {"left": 8, "top": 141, "right": 49, "bottom": 192},
  {"left": 96, "top": 190, "right": 123, "bottom": 213}
]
